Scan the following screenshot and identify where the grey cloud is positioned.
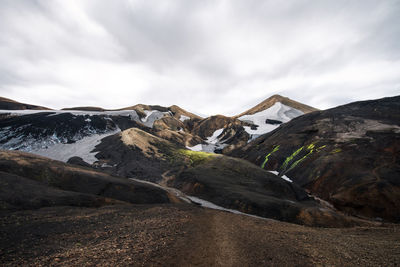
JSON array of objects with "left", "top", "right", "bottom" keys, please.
[{"left": 0, "top": 0, "right": 399, "bottom": 115}]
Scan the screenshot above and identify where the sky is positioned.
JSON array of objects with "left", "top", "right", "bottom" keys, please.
[{"left": 0, "top": 0, "right": 399, "bottom": 116}]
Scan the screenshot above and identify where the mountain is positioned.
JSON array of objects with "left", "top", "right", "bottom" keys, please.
[
  {"left": 235, "top": 94, "right": 318, "bottom": 118},
  {"left": 1, "top": 94, "right": 398, "bottom": 224},
  {"left": 0, "top": 130, "right": 362, "bottom": 227},
  {"left": 232, "top": 95, "right": 318, "bottom": 142},
  {"left": 182, "top": 95, "right": 318, "bottom": 153},
  {"left": 185, "top": 115, "right": 250, "bottom": 153},
  {"left": 229, "top": 95, "right": 400, "bottom": 222},
  {"left": 62, "top": 106, "right": 106, "bottom": 111},
  {"left": 1, "top": 94, "right": 399, "bottom": 265},
  {"left": 0, "top": 101, "right": 201, "bottom": 157},
  {"left": 0, "top": 110, "right": 141, "bottom": 153},
  {"left": 0, "top": 95, "right": 314, "bottom": 154},
  {"left": 0, "top": 97, "right": 51, "bottom": 110},
  {"left": 119, "top": 103, "right": 202, "bottom": 121}
]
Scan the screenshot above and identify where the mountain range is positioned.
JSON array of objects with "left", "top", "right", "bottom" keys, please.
[{"left": 0, "top": 94, "right": 399, "bottom": 265}]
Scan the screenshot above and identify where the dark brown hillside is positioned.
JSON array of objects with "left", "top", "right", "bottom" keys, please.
[
  {"left": 0, "top": 150, "right": 172, "bottom": 210},
  {"left": 91, "top": 128, "right": 368, "bottom": 227},
  {"left": 229, "top": 95, "right": 400, "bottom": 222}
]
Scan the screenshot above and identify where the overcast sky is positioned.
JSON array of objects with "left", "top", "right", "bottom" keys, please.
[{"left": 0, "top": 0, "right": 399, "bottom": 115}]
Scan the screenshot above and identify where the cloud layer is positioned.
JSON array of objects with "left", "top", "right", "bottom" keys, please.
[{"left": 1, "top": 0, "right": 399, "bottom": 115}]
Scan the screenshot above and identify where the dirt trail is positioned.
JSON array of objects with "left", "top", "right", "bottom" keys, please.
[
  {"left": 213, "top": 213, "right": 243, "bottom": 266},
  {"left": 1, "top": 204, "right": 399, "bottom": 266}
]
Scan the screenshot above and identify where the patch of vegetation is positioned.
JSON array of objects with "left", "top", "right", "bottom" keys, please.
[
  {"left": 281, "top": 146, "right": 304, "bottom": 171},
  {"left": 178, "top": 149, "right": 216, "bottom": 167},
  {"left": 280, "top": 143, "right": 327, "bottom": 175},
  {"left": 286, "top": 149, "right": 313, "bottom": 173},
  {"left": 330, "top": 148, "right": 342, "bottom": 154},
  {"left": 261, "top": 145, "right": 280, "bottom": 169}
]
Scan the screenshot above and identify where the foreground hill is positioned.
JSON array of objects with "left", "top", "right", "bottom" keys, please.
[
  {"left": 90, "top": 128, "right": 367, "bottom": 227},
  {"left": 0, "top": 130, "right": 364, "bottom": 226},
  {"left": 0, "top": 150, "right": 172, "bottom": 210},
  {"left": 0, "top": 97, "right": 50, "bottom": 110},
  {"left": 229, "top": 95, "right": 400, "bottom": 222}
]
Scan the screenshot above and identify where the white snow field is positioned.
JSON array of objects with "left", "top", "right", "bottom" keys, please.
[
  {"left": 239, "top": 102, "right": 303, "bottom": 140},
  {"left": 31, "top": 129, "right": 120, "bottom": 164},
  {"left": 186, "top": 102, "right": 304, "bottom": 152},
  {"left": 186, "top": 128, "right": 227, "bottom": 153},
  {"left": 0, "top": 109, "right": 140, "bottom": 119},
  {"left": 141, "top": 110, "right": 167, "bottom": 127}
]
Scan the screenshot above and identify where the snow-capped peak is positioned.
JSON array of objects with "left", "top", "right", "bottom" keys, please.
[{"left": 239, "top": 102, "right": 304, "bottom": 141}]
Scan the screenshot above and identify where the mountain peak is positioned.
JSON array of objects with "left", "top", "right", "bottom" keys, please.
[
  {"left": 235, "top": 94, "right": 318, "bottom": 118},
  {"left": 168, "top": 105, "right": 203, "bottom": 120}
]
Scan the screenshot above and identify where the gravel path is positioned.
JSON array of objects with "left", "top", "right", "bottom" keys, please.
[{"left": 1, "top": 204, "right": 399, "bottom": 266}]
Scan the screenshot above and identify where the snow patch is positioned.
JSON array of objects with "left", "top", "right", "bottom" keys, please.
[
  {"left": 186, "top": 144, "right": 203, "bottom": 151},
  {"left": 267, "top": 171, "right": 293, "bottom": 183},
  {"left": 206, "top": 128, "right": 224, "bottom": 144},
  {"left": 187, "top": 196, "right": 272, "bottom": 221},
  {"left": 128, "top": 178, "right": 192, "bottom": 204},
  {"left": 239, "top": 102, "right": 303, "bottom": 140},
  {"left": 179, "top": 115, "right": 190, "bottom": 122},
  {"left": 127, "top": 178, "right": 274, "bottom": 221},
  {"left": 30, "top": 129, "right": 120, "bottom": 164},
  {"left": 0, "top": 109, "right": 140, "bottom": 117},
  {"left": 186, "top": 128, "right": 227, "bottom": 153},
  {"left": 141, "top": 110, "right": 165, "bottom": 127}
]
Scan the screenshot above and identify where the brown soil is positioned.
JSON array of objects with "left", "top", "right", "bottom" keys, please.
[{"left": 1, "top": 204, "right": 399, "bottom": 266}]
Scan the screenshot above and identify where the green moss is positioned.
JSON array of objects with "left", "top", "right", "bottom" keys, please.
[
  {"left": 261, "top": 145, "right": 280, "bottom": 169},
  {"left": 330, "top": 148, "right": 342, "bottom": 154},
  {"left": 281, "top": 146, "right": 304, "bottom": 171},
  {"left": 286, "top": 149, "right": 314, "bottom": 172},
  {"left": 280, "top": 142, "right": 324, "bottom": 174},
  {"left": 178, "top": 149, "right": 216, "bottom": 166}
]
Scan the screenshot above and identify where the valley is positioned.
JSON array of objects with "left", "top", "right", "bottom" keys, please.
[{"left": 0, "top": 94, "right": 399, "bottom": 266}]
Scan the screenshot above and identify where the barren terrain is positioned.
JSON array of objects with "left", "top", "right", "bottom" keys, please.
[{"left": 1, "top": 204, "right": 399, "bottom": 266}]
